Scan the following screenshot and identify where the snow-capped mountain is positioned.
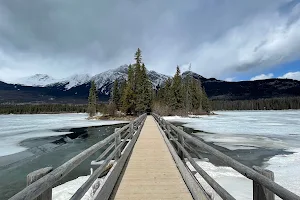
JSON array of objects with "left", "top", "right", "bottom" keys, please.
[
  {"left": 11, "top": 65, "right": 169, "bottom": 94},
  {"left": 91, "top": 65, "right": 128, "bottom": 93},
  {"left": 13, "top": 74, "right": 57, "bottom": 86},
  {"left": 2, "top": 67, "right": 300, "bottom": 104},
  {"left": 91, "top": 65, "right": 169, "bottom": 94},
  {"left": 14, "top": 73, "right": 91, "bottom": 89},
  {"left": 48, "top": 74, "right": 91, "bottom": 90}
]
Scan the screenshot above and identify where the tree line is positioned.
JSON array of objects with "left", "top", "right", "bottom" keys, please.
[
  {"left": 211, "top": 97, "right": 300, "bottom": 110},
  {"left": 152, "top": 67, "right": 211, "bottom": 115},
  {"left": 106, "top": 48, "right": 211, "bottom": 116},
  {"left": 0, "top": 104, "right": 88, "bottom": 114}
]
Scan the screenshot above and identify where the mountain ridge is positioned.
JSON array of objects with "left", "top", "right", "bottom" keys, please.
[{"left": 1, "top": 66, "right": 300, "bottom": 104}]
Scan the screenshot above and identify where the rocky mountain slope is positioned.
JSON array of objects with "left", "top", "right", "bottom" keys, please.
[{"left": 1, "top": 67, "right": 300, "bottom": 104}]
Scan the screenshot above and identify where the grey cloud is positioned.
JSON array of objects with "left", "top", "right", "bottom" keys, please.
[{"left": 0, "top": 0, "right": 299, "bottom": 81}]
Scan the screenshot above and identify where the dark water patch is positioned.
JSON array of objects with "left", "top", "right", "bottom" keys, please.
[
  {"left": 171, "top": 122, "right": 293, "bottom": 168},
  {"left": 0, "top": 123, "right": 127, "bottom": 199}
]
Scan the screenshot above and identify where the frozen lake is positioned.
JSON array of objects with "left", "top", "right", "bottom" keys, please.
[
  {"left": 0, "top": 113, "right": 125, "bottom": 157},
  {"left": 0, "top": 113, "right": 127, "bottom": 199},
  {"left": 1, "top": 111, "right": 299, "bottom": 199},
  {"left": 165, "top": 110, "right": 300, "bottom": 199}
]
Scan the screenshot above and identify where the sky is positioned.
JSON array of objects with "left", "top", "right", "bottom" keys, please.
[{"left": 0, "top": 0, "right": 300, "bottom": 82}]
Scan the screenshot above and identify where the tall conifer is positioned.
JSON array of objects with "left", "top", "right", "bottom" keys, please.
[{"left": 88, "top": 81, "right": 97, "bottom": 117}]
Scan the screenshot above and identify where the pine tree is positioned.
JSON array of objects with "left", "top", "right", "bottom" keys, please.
[
  {"left": 111, "top": 79, "right": 121, "bottom": 110},
  {"left": 121, "top": 65, "right": 135, "bottom": 114},
  {"left": 184, "top": 72, "right": 193, "bottom": 113},
  {"left": 136, "top": 63, "right": 152, "bottom": 113},
  {"left": 191, "top": 78, "right": 202, "bottom": 111},
  {"left": 135, "top": 48, "right": 142, "bottom": 67},
  {"left": 164, "top": 78, "right": 172, "bottom": 105},
  {"left": 171, "top": 66, "right": 184, "bottom": 110},
  {"left": 143, "top": 63, "right": 153, "bottom": 109},
  {"left": 202, "top": 87, "right": 211, "bottom": 112},
  {"left": 120, "top": 80, "right": 127, "bottom": 99},
  {"left": 88, "top": 81, "right": 97, "bottom": 117}
]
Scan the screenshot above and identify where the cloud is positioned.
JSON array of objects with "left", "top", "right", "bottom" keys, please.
[
  {"left": 279, "top": 71, "right": 300, "bottom": 80},
  {"left": 225, "top": 77, "right": 236, "bottom": 82},
  {"left": 250, "top": 73, "right": 274, "bottom": 80},
  {"left": 0, "top": 0, "right": 300, "bottom": 81}
]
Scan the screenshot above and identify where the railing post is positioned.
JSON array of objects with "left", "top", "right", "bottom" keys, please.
[
  {"left": 27, "top": 167, "right": 53, "bottom": 200},
  {"left": 130, "top": 123, "right": 134, "bottom": 136},
  {"left": 177, "top": 126, "right": 185, "bottom": 160},
  {"left": 166, "top": 124, "right": 171, "bottom": 139},
  {"left": 114, "top": 128, "right": 121, "bottom": 160},
  {"left": 253, "top": 166, "right": 275, "bottom": 200}
]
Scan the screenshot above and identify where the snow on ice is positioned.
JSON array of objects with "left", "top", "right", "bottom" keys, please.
[
  {"left": 166, "top": 110, "right": 300, "bottom": 199},
  {"left": 0, "top": 113, "right": 126, "bottom": 157}
]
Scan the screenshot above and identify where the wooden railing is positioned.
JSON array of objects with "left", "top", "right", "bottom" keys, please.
[
  {"left": 9, "top": 114, "right": 146, "bottom": 200},
  {"left": 152, "top": 113, "right": 300, "bottom": 200}
]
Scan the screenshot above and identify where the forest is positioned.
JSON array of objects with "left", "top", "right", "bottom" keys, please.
[
  {"left": 1, "top": 48, "right": 300, "bottom": 115},
  {"left": 89, "top": 48, "right": 211, "bottom": 117},
  {"left": 212, "top": 97, "right": 300, "bottom": 110}
]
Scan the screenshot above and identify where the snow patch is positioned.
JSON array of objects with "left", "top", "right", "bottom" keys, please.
[
  {"left": 12, "top": 74, "right": 57, "bottom": 86},
  {"left": 187, "top": 160, "right": 252, "bottom": 200},
  {"left": 52, "top": 176, "right": 104, "bottom": 200},
  {"left": 266, "top": 148, "right": 300, "bottom": 196}
]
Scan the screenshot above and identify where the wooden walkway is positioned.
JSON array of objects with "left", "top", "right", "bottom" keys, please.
[{"left": 114, "top": 116, "right": 193, "bottom": 200}]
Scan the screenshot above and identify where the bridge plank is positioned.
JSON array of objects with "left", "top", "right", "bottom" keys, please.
[{"left": 114, "top": 116, "right": 193, "bottom": 200}]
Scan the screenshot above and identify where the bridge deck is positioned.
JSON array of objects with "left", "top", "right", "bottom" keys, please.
[{"left": 114, "top": 116, "right": 193, "bottom": 200}]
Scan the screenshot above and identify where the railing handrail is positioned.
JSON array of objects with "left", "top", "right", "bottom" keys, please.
[
  {"left": 152, "top": 113, "right": 300, "bottom": 200},
  {"left": 9, "top": 114, "right": 146, "bottom": 200}
]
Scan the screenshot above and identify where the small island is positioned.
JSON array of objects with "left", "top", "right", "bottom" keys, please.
[{"left": 87, "top": 48, "right": 212, "bottom": 120}]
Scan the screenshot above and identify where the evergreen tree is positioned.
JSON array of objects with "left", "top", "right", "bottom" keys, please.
[
  {"left": 87, "top": 81, "right": 97, "bottom": 117},
  {"left": 191, "top": 78, "right": 202, "bottom": 110},
  {"left": 171, "top": 66, "right": 184, "bottom": 110},
  {"left": 119, "top": 79, "right": 127, "bottom": 105},
  {"left": 163, "top": 78, "right": 173, "bottom": 105},
  {"left": 135, "top": 48, "right": 142, "bottom": 66},
  {"left": 183, "top": 72, "right": 193, "bottom": 112},
  {"left": 111, "top": 79, "right": 121, "bottom": 110},
  {"left": 201, "top": 87, "right": 211, "bottom": 112},
  {"left": 121, "top": 65, "right": 135, "bottom": 114},
  {"left": 136, "top": 63, "right": 152, "bottom": 113}
]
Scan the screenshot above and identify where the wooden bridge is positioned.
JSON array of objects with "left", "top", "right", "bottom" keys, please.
[{"left": 9, "top": 114, "right": 300, "bottom": 200}]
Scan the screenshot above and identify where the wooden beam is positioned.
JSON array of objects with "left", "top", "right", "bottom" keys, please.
[
  {"left": 253, "top": 166, "right": 275, "bottom": 200},
  {"left": 93, "top": 117, "right": 145, "bottom": 200},
  {"left": 155, "top": 119, "right": 210, "bottom": 200},
  {"left": 115, "top": 128, "right": 121, "bottom": 160},
  {"left": 177, "top": 126, "right": 185, "bottom": 160},
  {"left": 27, "top": 167, "right": 53, "bottom": 200}
]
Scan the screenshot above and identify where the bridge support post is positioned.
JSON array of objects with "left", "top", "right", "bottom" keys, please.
[
  {"left": 166, "top": 124, "right": 171, "bottom": 140},
  {"left": 27, "top": 167, "right": 53, "bottom": 200},
  {"left": 130, "top": 123, "right": 134, "bottom": 137},
  {"left": 253, "top": 166, "right": 275, "bottom": 200},
  {"left": 177, "top": 126, "right": 185, "bottom": 160},
  {"left": 114, "top": 128, "right": 121, "bottom": 160}
]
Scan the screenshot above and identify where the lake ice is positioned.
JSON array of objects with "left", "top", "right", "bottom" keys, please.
[
  {"left": 0, "top": 113, "right": 126, "bottom": 157},
  {"left": 165, "top": 110, "right": 300, "bottom": 199},
  {"left": 1, "top": 111, "right": 299, "bottom": 199}
]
